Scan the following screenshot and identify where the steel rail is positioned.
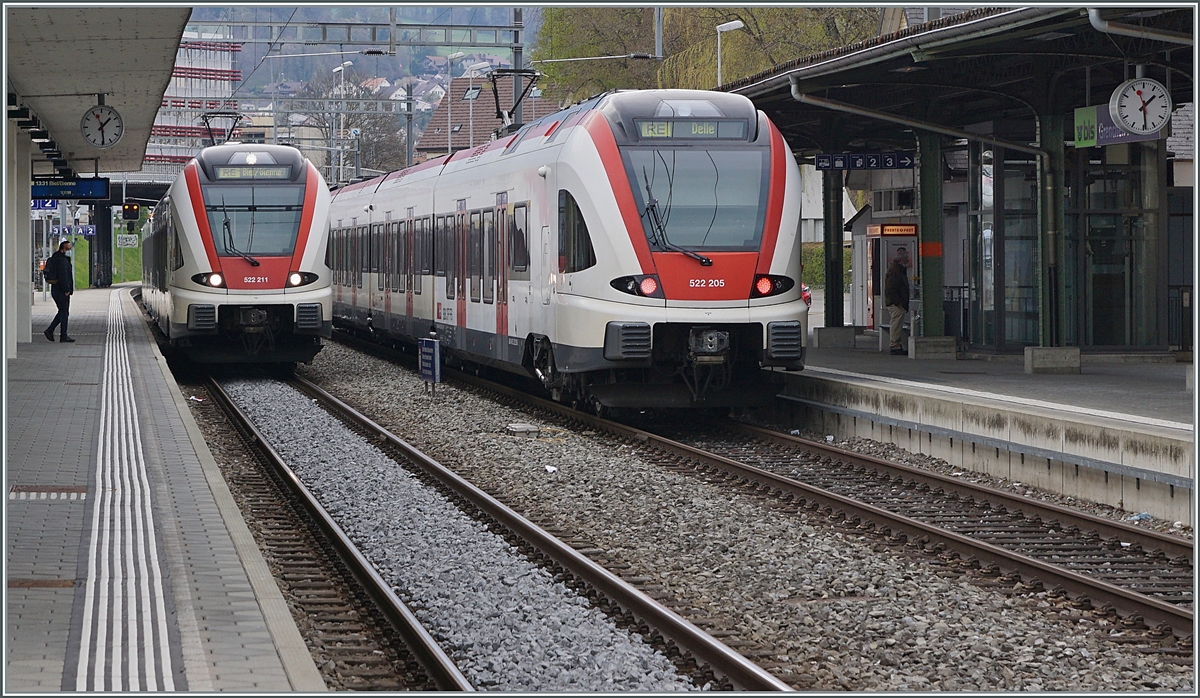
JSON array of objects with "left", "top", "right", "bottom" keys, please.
[
  {"left": 330, "top": 331, "right": 1192, "bottom": 637},
  {"left": 204, "top": 376, "right": 475, "bottom": 692},
  {"left": 723, "top": 421, "right": 1194, "bottom": 560},
  {"left": 287, "top": 374, "right": 793, "bottom": 692},
  {"left": 437, "top": 370, "right": 1194, "bottom": 640}
]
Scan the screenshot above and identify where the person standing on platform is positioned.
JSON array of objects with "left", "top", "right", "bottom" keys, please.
[
  {"left": 884, "top": 246, "right": 910, "bottom": 355},
  {"left": 42, "top": 240, "right": 76, "bottom": 343}
]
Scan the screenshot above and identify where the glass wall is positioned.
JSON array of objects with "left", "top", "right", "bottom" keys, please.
[
  {"left": 1068, "top": 141, "right": 1163, "bottom": 347},
  {"left": 967, "top": 144, "right": 1041, "bottom": 350}
]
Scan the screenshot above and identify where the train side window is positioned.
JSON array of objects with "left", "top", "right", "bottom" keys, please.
[
  {"left": 169, "top": 200, "right": 184, "bottom": 271},
  {"left": 382, "top": 223, "right": 391, "bottom": 290},
  {"left": 325, "top": 226, "right": 334, "bottom": 273},
  {"left": 510, "top": 204, "right": 530, "bottom": 279},
  {"left": 388, "top": 222, "right": 399, "bottom": 291},
  {"left": 482, "top": 210, "right": 495, "bottom": 304},
  {"left": 427, "top": 215, "right": 436, "bottom": 275},
  {"left": 434, "top": 215, "right": 446, "bottom": 277},
  {"left": 469, "top": 211, "right": 482, "bottom": 302},
  {"left": 371, "top": 223, "right": 383, "bottom": 274},
  {"left": 400, "top": 221, "right": 410, "bottom": 292},
  {"left": 411, "top": 219, "right": 421, "bottom": 294},
  {"left": 558, "top": 190, "right": 597, "bottom": 273},
  {"left": 357, "top": 226, "right": 367, "bottom": 287}
]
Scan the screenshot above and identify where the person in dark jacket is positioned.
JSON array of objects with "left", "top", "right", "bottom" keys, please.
[
  {"left": 42, "top": 240, "right": 75, "bottom": 342},
  {"left": 883, "top": 246, "right": 910, "bottom": 355}
]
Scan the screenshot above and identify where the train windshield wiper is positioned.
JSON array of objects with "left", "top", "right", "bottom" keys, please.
[
  {"left": 642, "top": 171, "right": 712, "bottom": 267},
  {"left": 220, "top": 197, "right": 260, "bottom": 267}
]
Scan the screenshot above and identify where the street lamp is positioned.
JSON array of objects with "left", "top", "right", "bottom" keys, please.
[
  {"left": 332, "top": 61, "right": 353, "bottom": 184},
  {"left": 715, "top": 19, "right": 744, "bottom": 87},
  {"left": 464, "top": 62, "right": 490, "bottom": 148},
  {"left": 445, "top": 52, "right": 465, "bottom": 156}
]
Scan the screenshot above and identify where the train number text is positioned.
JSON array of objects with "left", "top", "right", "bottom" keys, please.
[{"left": 689, "top": 278, "right": 725, "bottom": 288}]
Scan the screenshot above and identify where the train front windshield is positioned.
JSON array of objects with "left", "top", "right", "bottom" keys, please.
[
  {"left": 622, "top": 148, "right": 769, "bottom": 252},
  {"left": 203, "top": 185, "right": 306, "bottom": 256}
]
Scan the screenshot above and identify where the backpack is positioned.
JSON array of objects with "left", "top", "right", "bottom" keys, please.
[{"left": 42, "top": 255, "right": 58, "bottom": 284}]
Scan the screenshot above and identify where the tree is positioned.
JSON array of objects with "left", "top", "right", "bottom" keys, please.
[
  {"left": 295, "top": 67, "right": 407, "bottom": 181},
  {"left": 531, "top": 7, "right": 882, "bottom": 98},
  {"left": 659, "top": 7, "right": 881, "bottom": 89},
  {"left": 531, "top": 7, "right": 669, "bottom": 103}
]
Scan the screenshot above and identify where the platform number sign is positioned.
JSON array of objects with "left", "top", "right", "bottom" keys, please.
[
  {"left": 816, "top": 151, "right": 915, "bottom": 170},
  {"left": 31, "top": 199, "right": 57, "bottom": 210}
]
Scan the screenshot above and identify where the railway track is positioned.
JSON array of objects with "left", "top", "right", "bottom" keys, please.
[
  {"left": 283, "top": 373, "right": 791, "bottom": 691},
  {"left": 331, "top": 332, "right": 1192, "bottom": 647},
  {"left": 197, "top": 374, "right": 473, "bottom": 691}
]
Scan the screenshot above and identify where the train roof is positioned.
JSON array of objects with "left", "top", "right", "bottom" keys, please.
[
  {"left": 333, "top": 88, "right": 762, "bottom": 198},
  {"left": 193, "top": 142, "right": 309, "bottom": 183}
]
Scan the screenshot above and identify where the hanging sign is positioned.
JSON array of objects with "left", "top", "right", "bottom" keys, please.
[{"left": 1073, "top": 105, "right": 1162, "bottom": 148}]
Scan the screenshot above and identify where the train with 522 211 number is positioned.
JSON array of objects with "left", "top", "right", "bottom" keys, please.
[
  {"left": 141, "top": 143, "right": 332, "bottom": 365},
  {"left": 329, "top": 89, "right": 807, "bottom": 410}
]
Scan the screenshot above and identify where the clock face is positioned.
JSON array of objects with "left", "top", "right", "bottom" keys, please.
[
  {"left": 80, "top": 104, "right": 124, "bottom": 148},
  {"left": 1109, "top": 78, "right": 1172, "bottom": 135}
]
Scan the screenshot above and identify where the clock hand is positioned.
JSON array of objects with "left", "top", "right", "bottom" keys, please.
[{"left": 1141, "top": 94, "right": 1158, "bottom": 112}]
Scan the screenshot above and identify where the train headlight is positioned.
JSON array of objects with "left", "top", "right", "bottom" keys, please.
[
  {"left": 287, "top": 271, "right": 319, "bottom": 287},
  {"left": 750, "top": 274, "right": 795, "bottom": 299},
  {"left": 610, "top": 275, "right": 664, "bottom": 299},
  {"left": 191, "top": 272, "right": 226, "bottom": 288}
]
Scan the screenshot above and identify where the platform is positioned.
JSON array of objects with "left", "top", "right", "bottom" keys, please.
[
  {"left": 5, "top": 285, "right": 324, "bottom": 692},
  {"left": 775, "top": 327, "right": 1194, "bottom": 524}
]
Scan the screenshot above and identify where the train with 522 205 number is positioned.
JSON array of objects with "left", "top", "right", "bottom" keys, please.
[
  {"left": 141, "top": 143, "right": 332, "bottom": 365},
  {"left": 329, "top": 89, "right": 807, "bottom": 410}
]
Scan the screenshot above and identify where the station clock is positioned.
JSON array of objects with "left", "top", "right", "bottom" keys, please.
[
  {"left": 1108, "top": 78, "right": 1172, "bottom": 136},
  {"left": 80, "top": 104, "right": 124, "bottom": 149}
]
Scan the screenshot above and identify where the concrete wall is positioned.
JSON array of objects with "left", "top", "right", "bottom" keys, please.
[{"left": 773, "top": 373, "right": 1194, "bottom": 524}]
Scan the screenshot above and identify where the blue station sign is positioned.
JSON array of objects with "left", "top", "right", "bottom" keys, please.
[
  {"left": 30, "top": 177, "right": 110, "bottom": 200},
  {"left": 418, "top": 337, "right": 442, "bottom": 384},
  {"left": 816, "top": 151, "right": 915, "bottom": 170}
]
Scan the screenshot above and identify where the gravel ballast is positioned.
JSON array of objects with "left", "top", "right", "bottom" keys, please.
[
  {"left": 221, "top": 377, "right": 694, "bottom": 692},
  {"left": 295, "top": 342, "right": 1195, "bottom": 692}
]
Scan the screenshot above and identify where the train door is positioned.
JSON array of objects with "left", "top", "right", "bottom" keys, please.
[
  {"left": 495, "top": 194, "right": 509, "bottom": 344},
  {"left": 354, "top": 224, "right": 366, "bottom": 324},
  {"left": 383, "top": 219, "right": 397, "bottom": 333},
  {"left": 455, "top": 201, "right": 467, "bottom": 335},
  {"left": 370, "top": 222, "right": 384, "bottom": 326},
  {"left": 404, "top": 210, "right": 414, "bottom": 326},
  {"left": 508, "top": 203, "right": 532, "bottom": 344}
]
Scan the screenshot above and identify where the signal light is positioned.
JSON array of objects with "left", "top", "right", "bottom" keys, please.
[
  {"left": 121, "top": 202, "right": 140, "bottom": 220},
  {"left": 755, "top": 276, "right": 774, "bottom": 296},
  {"left": 639, "top": 277, "right": 658, "bottom": 296}
]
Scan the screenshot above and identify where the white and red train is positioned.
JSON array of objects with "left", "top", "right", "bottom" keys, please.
[
  {"left": 141, "top": 143, "right": 332, "bottom": 364},
  {"left": 330, "top": 88, "right": 807, "bottom": 409}
]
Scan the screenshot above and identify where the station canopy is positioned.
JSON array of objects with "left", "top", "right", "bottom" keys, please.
[{"left": 728, "top": 7, "right": 1193, "bottom": 154}]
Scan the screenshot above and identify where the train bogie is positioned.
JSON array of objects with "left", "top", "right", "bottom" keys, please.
[{"left": 330, "top": 89, "right": 808, "bottom": 408}]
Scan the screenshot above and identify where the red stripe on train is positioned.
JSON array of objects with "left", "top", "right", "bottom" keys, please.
[
  {"left": 582, "top": 112, "right": 656, "bottom": 275},
  {"left": 184, "top": 161, "right": 221, "bottom": 271},
  {"left": 289, "top": 163, "right": 320, "bottom": 272},
  {"left": 755, "top": 120, "right": 788, "bottom": 275}
]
